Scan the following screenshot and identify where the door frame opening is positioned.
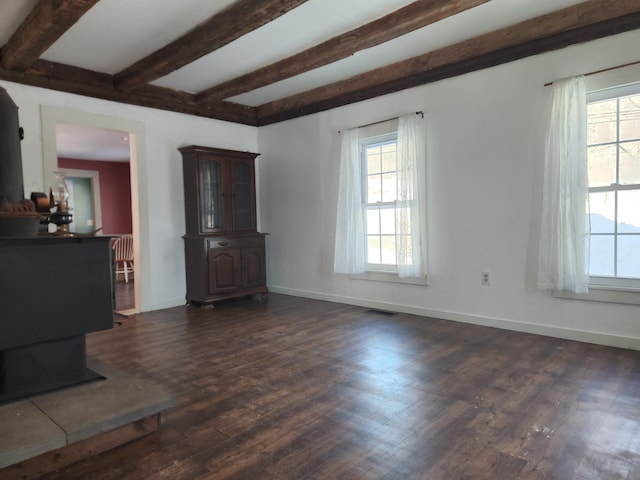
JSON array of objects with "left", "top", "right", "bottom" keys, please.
[{"left": 40, "top": 106, "right": 147, "bottom": 314}]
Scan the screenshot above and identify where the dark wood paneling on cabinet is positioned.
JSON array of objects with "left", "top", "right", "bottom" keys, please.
[
  {"left": 180, "top": 146, "right": 267, "bottom": 305},
  {"left": 241, "top": 247, "right": 266, "bottom": 289},
  {"left": 207, "top": 248, "right": 241, "bottom": 294}
]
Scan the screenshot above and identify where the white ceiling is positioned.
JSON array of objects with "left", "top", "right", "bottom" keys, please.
[
  {"left": 0, "top": 0, "right": 601, "bottom": 156},
  {"left": 0, "top": 1, "right": 39, "bottom": 46},
  {"left": 56, "top": 123, "right": 130, "bottom": 162}
]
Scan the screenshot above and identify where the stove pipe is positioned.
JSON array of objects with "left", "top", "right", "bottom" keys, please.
[{"left": 0, "top": 87, "right": 25, "bottom": 204}]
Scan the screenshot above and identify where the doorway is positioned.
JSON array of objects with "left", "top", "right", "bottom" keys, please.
[
  {"left": 56, "top": 168, "right": 102, "bottom": 235},
  {"left": 66, "top": 176, "right": 94, "bottom": 234},
  {"left": 41, "top": 106, "right": 145, "bottom": 315}
]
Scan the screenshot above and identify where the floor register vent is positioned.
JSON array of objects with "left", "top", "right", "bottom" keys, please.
[{"left": 367, "top": 309, "right": 397, "bottom": 316}]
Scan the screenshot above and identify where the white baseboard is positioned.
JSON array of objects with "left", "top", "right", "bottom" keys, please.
[{"left": 268, "top": 285, "right": 640, "bottom": 351}]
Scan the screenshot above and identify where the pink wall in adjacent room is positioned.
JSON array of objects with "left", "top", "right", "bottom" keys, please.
[{"left": 58, "top": 157, "right": 132, "bottom": 235}]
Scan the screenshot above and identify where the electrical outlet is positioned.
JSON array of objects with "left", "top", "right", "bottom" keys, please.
[{"left": 482, "top": 270, "right": 491, "bottom": 286}]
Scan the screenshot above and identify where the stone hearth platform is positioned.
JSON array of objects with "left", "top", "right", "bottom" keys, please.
[{"left": 0, "top": 358, "right": 175, "bottom": 476}]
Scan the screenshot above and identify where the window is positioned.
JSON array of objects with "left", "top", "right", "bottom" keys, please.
[
  {"left": 334, "top": 113, "right": 427, "bottom": 280},
  {"left": 362, "top": 133, "right": 403, "bottom": 271},
  {"left": 587, "top": 83, "right": 640, "bottom": 289}
]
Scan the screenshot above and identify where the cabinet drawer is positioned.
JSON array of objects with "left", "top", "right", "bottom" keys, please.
[
  {"left": 207, "top": 238, "right": 236, "bottom": 249},
  {"left": 207, "top": 236, "right": 264, "bottom": 249},
  {"left": 238, "top": 236, "right": 264, "bottom": 248}
]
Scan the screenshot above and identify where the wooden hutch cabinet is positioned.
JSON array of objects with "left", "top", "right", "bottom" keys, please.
[{"left": 180, "top": 145, "right": 267, "bottom": 305}]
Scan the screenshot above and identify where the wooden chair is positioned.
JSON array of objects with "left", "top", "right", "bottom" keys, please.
[{"left": 113, "top": 234, "right": 134, "bottom": 283}]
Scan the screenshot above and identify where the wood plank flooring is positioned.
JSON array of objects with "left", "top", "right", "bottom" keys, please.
[
  {"left": 114, "top": 279, "right": 135, "bottom": 311},
  {"left": 39, "top": 294, "right": 640, "bottom": 479}
]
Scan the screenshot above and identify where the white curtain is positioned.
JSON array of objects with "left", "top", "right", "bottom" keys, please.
[
  {"left": 334, "top": 128, "right": 366, "bottom": 274},
  {"left": 538, "top": 76, "right": 590, "bottom": 294},
  {"left": 397, "top": 113, "right": 428, "bottom": 278}
]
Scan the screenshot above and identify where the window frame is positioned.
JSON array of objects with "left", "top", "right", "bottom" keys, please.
[
  {"left": 342, "top": 115, "right": 428, "bottom": 286},
  {"left": 556, "top": 79, "right": 640, "bottom": 304},
  {"left": 586, "top": 82, "right": 640, "bottom": 288},
  {"left": 355, "top": 130, "right": 427, "bottom": 285},
  {"left": 360, "top": 132, "right": 402, "bottom": 273}
]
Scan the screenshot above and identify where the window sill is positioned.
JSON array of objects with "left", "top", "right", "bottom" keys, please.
[
  {"left": 350, "top": 271, "right": 429, "bottom": 286},
  {"left": 553, "top": 284, "right": 640, "bottom": 306}
]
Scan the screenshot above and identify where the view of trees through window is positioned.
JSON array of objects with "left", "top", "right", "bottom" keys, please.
[
  {"left": 587, "top": 90, "right": 640, "bottom": 278},
  {"left": 364, "top": 138, "right": 399, "bottom": 268}
]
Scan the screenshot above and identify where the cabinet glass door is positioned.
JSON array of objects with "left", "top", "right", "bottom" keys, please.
[
  {"left": 233, "top": 161, "right": 254, "bottom": 229},
  {"left": 201, "top": 158, "right": 223, "bottom": 231}
]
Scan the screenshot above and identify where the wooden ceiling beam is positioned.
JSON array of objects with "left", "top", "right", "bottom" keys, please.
[
  {"left": 196, "top": 0, "right": 491, "bottom": 103},
  {"left": 114, "top": 0, "right": 309, "bottom": 91},
  {"left": 256, "top": 0, "right": 640, "bottom": 126},
  {"left": 0, "top": 60, "right": 258, "bottom": 126},
  {"left": 0, "top": 0, "right": 101, "bottom": 72}
]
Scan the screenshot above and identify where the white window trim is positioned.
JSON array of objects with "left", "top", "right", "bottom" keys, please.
[
  {"left": 351, "top": 271, "right": 429, "bottom": 286},
  {"left": 360, "top": 132, "right": 401, "bottom": 273},
  {"left": 553, "top": 286, "right": 640, "bottom": 305},
  {"left": 555, "top": 276, "right": 640, "bottom": 303},
  {"left": 358, "top": 130, "right": 428, "bottom": 284},
  {"left": 336, "top": 115, "right": 428, "bottom": 285},
  {"left": 571, "top": 75, "right": 640, "bottom": 305}
]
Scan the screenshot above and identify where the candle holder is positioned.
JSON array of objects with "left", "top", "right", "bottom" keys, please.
[{"left": 49, "top": 171, "right": 73, "bottom": 235}]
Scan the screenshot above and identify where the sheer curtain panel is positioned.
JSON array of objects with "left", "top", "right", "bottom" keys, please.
[
  {"left": 397, "top": 113, "right": 428, "bottom": 278},
  {"left": 334, "top": 128, "right": 366, "bottom": 274},
  {"left": 538, "top": 76, "right": 590, "bottom": 294}
]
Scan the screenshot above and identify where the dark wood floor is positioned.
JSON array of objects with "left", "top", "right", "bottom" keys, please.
[
  {"left": 114, "top": 279, "right": 135, "bottom": 311},
  {"left": 41, "top": 294, "right": 640, "bottom": 479}
]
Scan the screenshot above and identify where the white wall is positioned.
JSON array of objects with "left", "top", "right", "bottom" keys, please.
[
  {"left": 257, "top": 30, "right": 640, "bottom": 350},
  {"left": 1, "top": 80, "right": 258, "bottom": 312},
  {"left": 4, "top": 30, "right": 639, "bottom": 347}
]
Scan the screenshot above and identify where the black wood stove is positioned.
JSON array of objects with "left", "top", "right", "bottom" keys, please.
[{"left": 0, "top": 86, "right": 114, "bottom": 402}]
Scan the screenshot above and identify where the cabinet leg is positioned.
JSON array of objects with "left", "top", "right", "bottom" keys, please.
[
  {"left": 187, "top": 300, "right": 215, "bottom": 309},
  {"left": 256, "top": 293, "right": 268, "bottom": 302}
]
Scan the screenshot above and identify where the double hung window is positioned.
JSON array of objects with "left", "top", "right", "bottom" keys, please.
[
  {"left": 362, "top": 133, "right": 403, "bottom": 271},
  {"left": 334, "top": 113, "right": 427, "bottom": 280},
  {"left": 539, "top": 75, "right": 640, "bottom": 301},
  {"left": 587, "top": 84, "right": 640, "bottom": 289}
]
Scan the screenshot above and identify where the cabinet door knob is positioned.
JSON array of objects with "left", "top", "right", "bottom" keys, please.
[{"left": 218, "top": 241, "right": 229, "bottom": 246}]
